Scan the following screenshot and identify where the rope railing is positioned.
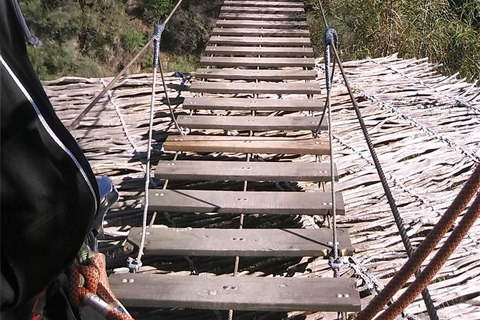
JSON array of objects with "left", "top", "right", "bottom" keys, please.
[{"left": 122, "top": 0, "right": 185, "bottom": 272}]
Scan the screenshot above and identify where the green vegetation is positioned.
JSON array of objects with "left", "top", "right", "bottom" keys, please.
[
  {"left": 21, "top": 0, "right": 221, "bottom": 80},
  {"left": 306, "top": 0, "right": 480, "bottom": 81},
  {"left": 20, "top": 0, "right": 479, "bottom": 81}
]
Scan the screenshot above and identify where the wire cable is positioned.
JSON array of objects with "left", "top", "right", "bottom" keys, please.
[{"left": 315, "top": 1, "right": 439, "bottom": 318}]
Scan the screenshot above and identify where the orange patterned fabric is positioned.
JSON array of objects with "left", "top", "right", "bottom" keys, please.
[{"left": 69, "top": 252, "right": 134, "bottom": 320}]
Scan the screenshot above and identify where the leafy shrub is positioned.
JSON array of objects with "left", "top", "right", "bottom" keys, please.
[{"left": 121, "top": 29, "right": 146, "bottom": 53}]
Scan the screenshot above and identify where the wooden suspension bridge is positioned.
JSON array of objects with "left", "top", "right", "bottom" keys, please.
[{"left": 43, "top": 0, "right": 480, "bottom": 319}]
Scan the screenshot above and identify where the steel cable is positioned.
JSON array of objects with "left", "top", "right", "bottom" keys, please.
[
  {"left": 315, "top": 1, "right": 439, "bottom": 318},
  {"left": 377, "top": 191, "right": 480, "bottom": 320},
  {"left": 355, "top": 163, "right": 480, "bottom": 320}
]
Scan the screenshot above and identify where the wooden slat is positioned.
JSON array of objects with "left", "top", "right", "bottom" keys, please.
[
  {"left": 219, "top": 13, "right": 306, "bottom": 21},
  {"left": 177, "top": 115, "right": 325, "bottom": 131},
  {"left": 200, "top": 57, "right": 314, "bottom": 67},
  {"left": 204, "top": 45, "right": 314, "bottom": 57},
  {"left": 164, "top": 135, "right": 330, "bottom": 155},
  {"left": 183, "top": 97, "right": 324, "bottom": 111},
  {"left": 216, "top": 19, "right": 308, "bottom": 29},
  {"left": 195, "top": 68, "right": 316, "bottom": 80},
  {"left": 208, "top": 36, "right": 310, "bottom": 46},
  {"left": 148, "top": 190, "right": 344, "bottom": 215},
  {"left": 212, "top": 28, "right": 309, "bottom": 37},
  {"left": 223, "top": 1, "right": 304, "bottom": 7},
  {"left": 235, "top": 0, "right": 304, "bottom": 2},
  {"left": 220, "top": 6, "right": 304, "bottom": 13},
  {"left": 190, "top": 82, "right": 321, "bottom": 94},
  {"left": 110, "top": 274, "right": 361, "bottom": 312},
  {"left": 127, "top": 227, "right": 352, "bottom": 257},
  {"left": 155, "top": 160, "right": 337, "bottom": 182}
]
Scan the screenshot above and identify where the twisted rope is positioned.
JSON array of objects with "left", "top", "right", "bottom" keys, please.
[
  {"left": 355, "top": 163, "right": 480, "bottom": 320},
  {"left": 70, "top": 252, "right": 133, "bottom": 320},
  {"left": 377, "top": 191, "right": 480, "bottom": 320}
]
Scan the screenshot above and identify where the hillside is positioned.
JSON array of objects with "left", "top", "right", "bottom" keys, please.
[{"left": 21, "top": 0, "right": 480, "bottom": 81}]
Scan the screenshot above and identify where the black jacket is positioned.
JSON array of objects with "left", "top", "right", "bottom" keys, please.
[{"left": 1, "top": 0, "right": 99, "bottom": 318}]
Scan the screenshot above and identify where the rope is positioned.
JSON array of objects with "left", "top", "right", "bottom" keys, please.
[
  {"left": 355, "top": 163, "right": 480, "bottom": 320},
  {"left": 68, "top": 0, "right": 185, "bottom": 130},
  {"left": 99, "top": 78, "right": 158, "bottom": 189},
  {"left": 377, "top": 192, "right": 480, "bottom": 320},
  {"left": 11, "top": 0, "right": 42, "bottom": 47},
  {"left": 322, "top": 27, "right": 340, "bottom": 276},
  {"left": 70, "top": 252, "right": 133, "bottom": 319},
  {"left": 315, "top": 1, "right": 438, "bottom": 318},
  {"left": 131, "top": 0, "right": 186, "bottom": 272}
]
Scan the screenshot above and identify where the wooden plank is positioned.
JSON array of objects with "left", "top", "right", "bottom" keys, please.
[
  {"left": 148, "top": 190, "right": 344, "bottom": 215},
  {"left": 212, "top": 28, "right": 310, "bottom": 37},
  {"left": 208, "top": 36, "right": 310, "bottom": 46},
  {"left": 155, "top": 160, "right": 337, "bottom": 182},
  {"left": 190, "top": 82, "right": 321, "bottom": 94},
  {"left": 204, "top": 46, "right": 314, "bottom": 57},
  {"left": 219, "top": 13, "right": 307, "bottom": 21},
  {"left": 177, "top": 115, "right": 326, "bottom": 131},
  {"left": 127, "top": 227, "right": 353, "bottom": 257},
  {"left": 216, "top": 20, "right": 308, "bottom": 29},
  {"left": 220, "top": 6, "right": 304, "bottom": 13},
  {"left": 238, "top": 0, "right": 304, "bottom": 1},
  {"left": 110, "top": 274, "right": 361, "bottom": 312},
  {"left": 164, "top": 135, "right": 330, "bottom": 155},
  {"left": 183, "top": 97, "right": 324, "bottom": 111},
  {"left": 200, "top": 57, "right": 314, "bottom": 67},
  {"left": 223, "top": 1, "right": 304, "bottom": 7},
  {"left": 195, "top": 68, "right": 316, "bottom": 80}
]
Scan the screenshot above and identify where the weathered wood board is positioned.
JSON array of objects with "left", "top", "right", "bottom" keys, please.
[
  {"left": 200, "top": 57, "right": 315, "bottom": 67},
  {"left": 190, "top": 82, "right": 321, "bottom": 94},
  {"left": 127, "top": 227, "right": 353, "bottom": 257},
  {"left": 183, "top": 97, "right": 324, "bottom": 111},
  {"left": 163, "top": 135, "right": 330, "bottom": 155},
  {"left": 212, "top": 28, "right": 310, "bottom": 37},
  {"left": 148, "top": 189, "right": 345, "bottom": 215},
  {"left": 218, "top": 13, "right": 307, "bottom": 21},
  {"left": 195, "top": 68, "right": 316, "bottom": 80},
  {"left": 177, "top": 115, "right": 326, "bottom": 131},
  {"left": 223, "top": 1, "right": 304, "bottom": 7},
  {"left": 155, "top": 160, "right": 337, "bottom": 181},
  {"left": 110, "top": 274, "right": 361, "bottom": 312},
  {"left": 220, "top": 6, "right": 304, "bottom": 13},
  {"left": 208, "top": 35, "right": 310, "bottom": 46},
  {"left": 204, "top": 45, "right": 314, "bottom": 57},
  {"left": 216, "top": 20, "right": 308, "bottom": 29}
]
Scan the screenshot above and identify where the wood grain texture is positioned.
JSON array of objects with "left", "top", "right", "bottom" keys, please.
[
  {"left": 183, "top": 97, "right": 324, "bottom": 111},
  {"left": 204, "top": 45, "right": 314, "bottom": 57},
  {"left": 223, "top": 1, "right": 304, "bottom": 7},
  {"left": 155, "top": 160, "right": 337, "bottom": 181},
  {"left": 190, "top": 82, "right": 321, "bottom": 94},
  {"left": 177, "top": 115, "right": 326, "bottom": 131},
  {"left": 208, "top": 35, "right": 310, "bottom": 46},
  {"left": 218, "top": 13, "right": 307, "bottom": 21},
  {"left": 212, "top": 28, "right": 309, "bottom": 37},
  {"left": 110, "top": 274, "right": 361, "bottom": 311},
  {"left": 195, "top": 68, "right": 316, "bottom": 80},
  {"left": 200, "top": 56, "right": 315, "bottom": 67},
  {"left": 163, "top": 135, "right": 330, "bottom": 155},
  {"left": 148, "top": 189, "right": 345, "bottom": 215},
  {"left": 127, "top": 226, "right": 353, "bottom": 257},
  {"left": 216, "top": 19, "right": 308, "bottom": 29},
  {"left": 220, "top": 6, "right": 304, "bottom": 13}
]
